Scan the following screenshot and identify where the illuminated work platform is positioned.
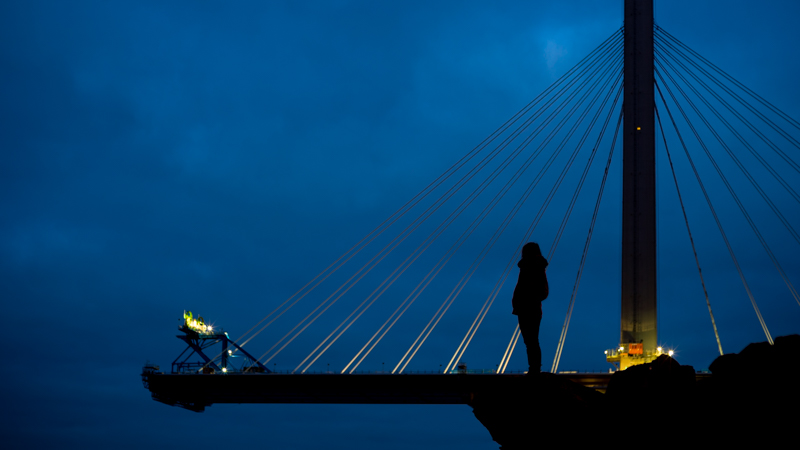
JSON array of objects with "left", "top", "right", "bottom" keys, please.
[{"left": 605, "top": 344, "right": 675, "bottom": 371}]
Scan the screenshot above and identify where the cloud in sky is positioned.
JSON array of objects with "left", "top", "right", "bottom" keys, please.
[{"left": 544, "top": 40, "right": 567, "bottom": 69}]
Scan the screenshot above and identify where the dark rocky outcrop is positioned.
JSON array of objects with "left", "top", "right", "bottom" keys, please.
[
  {"left": 471, "top": 334, "right": 799, "bottom": 449},
  {"left": 605, "top": 353, "right": 696, "bottom": 404},
  {"left": 470, "top": 373, "right": 607, "bottom": 449},
  {"left": 697, "top": 334, "right": 800, "bottom": 444}
]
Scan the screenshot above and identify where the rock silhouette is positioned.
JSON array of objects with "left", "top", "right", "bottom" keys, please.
[{"left": 470, "top": 334, "right": 799, "bottom": 449}]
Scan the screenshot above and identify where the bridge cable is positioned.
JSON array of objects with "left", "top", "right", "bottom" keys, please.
[
  {"left": 345, "top": 52, "right": 619, "bottom": 373},
  {"left": 655, "top": 38, "right": 800, "bottom": 205},
  {"left": 378, "top": 43, "right": 624, "bottom": 373},
  {"left": 498, "top": 324, "right": 520, "bottom": 373},
  {"left": 390, "top": 51, "right": 623, "bottom": 374},
  {"left": 445, "top": 68, "right": 625, "bottom": 374},
  {"left": 655, "top": 41, "right": 800, "bottom": 211},
  {"left": 318, "top": 37, "right": 626, "bottom": 373},
  {"left": 654, "top": 98, "right": 724, "bottom": 355},
  {"left": 299, "top": 90, "right": 577, "bottom": 372},
  {"left": 253, "top": 34, "right": 627, "bottom": 366},
  {"left": 254, "top": 104, "right": 566, "bottom": 364},
  {"left": 441, "top": 66, "right": 624, "bottom": 374},
  {"left": 225, "top": 29, "right": 625, "bottom": 360},
  {"left": 655, "top": 47, "right": 800, "bottom": 307},
  {"left": 502, "top": 95, "right": 622, "bottom": 373},
  {"left": 395, "top": 60, "right": 623, "bottom": 374},
  {"left": 194, "top": 31, "right": 628, "bottom": 372},
  {"left": 260, "top": 97, "right": 575, "bottom": 365},
  {"left": 655, "top": 29, "right": 800, "bottom": 176},
  {"left": 656, "top": 25, "right": 800, "bottom": 138},
  {"left": 655, "top": 53, "right": 800, "bottom": 308},
  {"left": 501, "top": 82, "right": 624, "bottom": 373},
  {"left": 400, "top": 56, "right": 625, "bottom": 374},
  {"left": 454, "top": 67, "right": 624, "bottom": 374},
  {"left": 550, "top": 108, "right": 622, "bottom": 374},
  {"left": 292, "top": 38, "right": 627, "bottom": 372},
  {"left": 653, "top": 71, "right": 774, "bottom": 344}
]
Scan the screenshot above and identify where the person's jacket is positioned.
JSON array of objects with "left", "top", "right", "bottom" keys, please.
[{"left": 511, "top": 255, "right": 548, "bottom": 316}]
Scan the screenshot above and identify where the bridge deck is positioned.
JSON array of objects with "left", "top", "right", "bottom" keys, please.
[{"left": 142, "top": 372, "right": 623, "bottom": 410}]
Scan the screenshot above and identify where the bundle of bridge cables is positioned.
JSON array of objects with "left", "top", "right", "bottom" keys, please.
[{"left": 214, "top": 25, "right": 798, "bottom": 375}]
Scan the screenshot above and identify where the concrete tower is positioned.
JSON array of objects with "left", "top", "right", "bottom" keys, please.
[{"left": 620, "top": 0, "right": 657, "bottom": 361}]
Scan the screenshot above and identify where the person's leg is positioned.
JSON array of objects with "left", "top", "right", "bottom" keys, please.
[
  {"left": 531, "top": 312, "right": 542, "bottom": 372},
  {"left": 518, "top": 315, "right": 539, "bottom": 373}
]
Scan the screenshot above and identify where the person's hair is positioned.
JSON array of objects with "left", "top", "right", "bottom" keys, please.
[{"left": 521, "top": 242, "right": 541, "bottom": 258}]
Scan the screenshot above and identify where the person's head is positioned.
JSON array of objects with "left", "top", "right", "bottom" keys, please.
[{"left": 521, "top": 242, "right": 541, "bottom": 258}]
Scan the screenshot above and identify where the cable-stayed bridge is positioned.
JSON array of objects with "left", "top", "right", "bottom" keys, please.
[{"left": 142, "top": 0, "right": 799, "bottom": 412}]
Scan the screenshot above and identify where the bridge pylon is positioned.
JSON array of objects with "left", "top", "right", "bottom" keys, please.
[{"left": 612, "top": 0, "right": 658, "bottom": 370}]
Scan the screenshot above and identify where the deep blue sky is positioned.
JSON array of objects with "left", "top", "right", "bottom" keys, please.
[{"left": 2, "top": 1, "right": 799, "bottom": 448}]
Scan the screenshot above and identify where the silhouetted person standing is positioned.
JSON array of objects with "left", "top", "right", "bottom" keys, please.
[{"left": 511, "top": 242, "right": 548, "bottom": 373}]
